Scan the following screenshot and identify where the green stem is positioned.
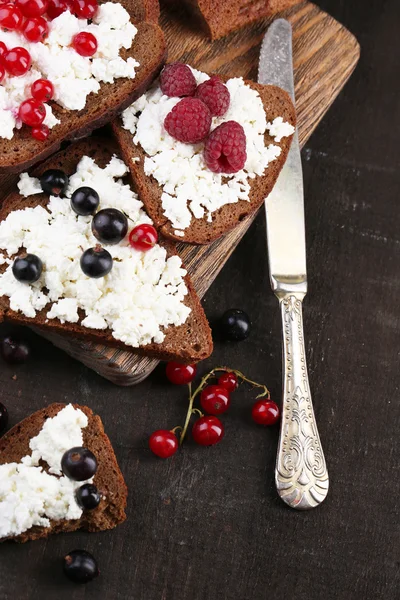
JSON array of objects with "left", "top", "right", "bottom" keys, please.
[{"left": 179, "top": 383, "right": 194, "bottom": 445}]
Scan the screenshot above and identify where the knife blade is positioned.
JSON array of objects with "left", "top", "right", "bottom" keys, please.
[{"left": 258, "top": 20, "right": 329, "bottom": 510}]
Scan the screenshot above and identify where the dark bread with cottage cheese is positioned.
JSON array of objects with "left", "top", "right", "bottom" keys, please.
[
  {"left": 161, "top": 0, "right": 304, "bottom": 40},
  {"left": 0, "top": 403, "right": 127, "bottom": 543},
  {"left": 0, "top": 138, "right": 213, "bottom": 363},
  {"left": 112, "top": 77, "right": 296, "bottom": 245},
  {"left": 0, "top": 0, "right": 166, "bottom": 174}
]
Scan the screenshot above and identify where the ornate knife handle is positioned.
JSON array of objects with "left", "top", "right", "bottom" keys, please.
[{"left": 275, "top": 293, "right": 329, "bottom": 509}]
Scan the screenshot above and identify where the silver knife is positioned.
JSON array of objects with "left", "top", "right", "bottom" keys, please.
[{"left": 258, "top": 19, "right": 329, "bottom": 510}]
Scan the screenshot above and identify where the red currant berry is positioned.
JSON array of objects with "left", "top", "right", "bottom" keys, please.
[
  {"left": 19, "top": 98, "right": 46, "bottom": 127},
  {"left": 251, "top": 400, "right": 280, "bottom": 426},
  {"left": 72, "top": 31, "right": 97, "bottom": 57},
  {"left": 46, "top": 0, "right": 71, "bottom": 19},
  {"left": 165, "top": 362, "right": 196, "bottom": 385},
  {"left": 200, "top": 385, "right": 230, "bottom": 415},
  {"left": 31, "top": 123, "right": 49, "bottom": 140},
  {"left": 16, "top": 0, "right": 48, "bottom": 18},
  {"left": 3, "top": 47, "right": 32, "bottom": 76},
  {"left": 128, "top": 223, "right": 158, "bottom": 252},
  {"left": 218, "top": 372, "right": 238, "bottom": 393},
  {"left": 73, "top": 0, "right": 97, "bottom": 19},
  {"left": 23, "top": 16, "right": 48, "bottom": 42},
  {"left": 149, "top": 430, "right": 178, "bottom": 459},
  {"left": 192, "top": 416, "right": 224, "bottom": 446},
  {"left": 0, "top": 5, "right": 23, "bottom": 30},
  {"left": 31, "top": 78, "right": 53, "bottom": 101},
  {"left": 0, "top": 41, "right": 7, "bottom": 60},
  {"left": 0, "top": 64, "right": 5, "bottom": 83}
]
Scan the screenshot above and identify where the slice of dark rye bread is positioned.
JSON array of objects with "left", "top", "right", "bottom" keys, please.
[
  {"left": 112, "top": 77, "right": 296, "bottom": 245},
  {"left": 0, "top": 0, "right": 166, "bottom": 174},
  {"left": 0, "top": 138, "right": 213, "bottom": 363},
  {"left": 0, "top": 403, "right": 127, "bottom": 543},
  {"left": 161, "top": 0, "right": 304, "bottom": 40}
]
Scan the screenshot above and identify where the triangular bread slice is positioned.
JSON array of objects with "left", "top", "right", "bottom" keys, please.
[
  {"left": 0, "top": 137, "right": 213, "bottom": 363},
  {"left": 112, "top": 77, "right": 296, "bottom": 245},
  {"left": 0, "top": 0, "right": 166, "bottom": 174},
  {"left": 0, "top": 403, "right": 127, "bottom": 543}
]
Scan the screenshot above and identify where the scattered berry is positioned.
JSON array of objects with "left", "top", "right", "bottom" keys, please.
[
  {"left": 64, "top": 550, "right": 99, "bottom": 584},
  {"left": 0, "top": 402, "right": 8, "bottom": 435},
  {"left": 204, "top": 120, "right": 247, "bottom": 174},
  {"left": 195, "top": 76, "right": 230, "bottom": 117},
  {"left": 31, "top": 78, "right": 54, "bottom": 101},
  {"left": 252, "top": 400, "right": 280, "bottom": 426},
  {"left": 218, "top": 371, "right": 238, "bottom": 392},
  {"left": 3, "top": 47, "right": 32, "bottom": 77},
  {"left": 76, "top": 483, "right": 101, "bottom": 510},
  {"left": 23, "top": 16, "right": 49, "bottom": 42},
  {"left": 80, "top": 246, "right": 112, "bottom": 278},
  {"left": 149, "top": 430, "right": 178, "bottom": 458},
  {"left": 72, "top": 31, "right": 97, "bottom": 57},
  {"left": 19, "top": 98, "right": 46, "bottom": 127},
  {"left": 0, "top": 64, "right": 5, "bottom": 83},
  {"left": 166, "top": 362, "right": 197, "bottom": 385},
  {"left": 16, "top": 0, "right": 48, "bottom": 18},
  {"left": 0, "top": 41, "right": 8, "bottom": 60},
  {"left": 73, "top": 0, "right": 98, "bottom": 19},
  {"left": 164, "top": 97, "right": 211, "bottom": 144},
  {"left": 0, "top": 335, "right": 30, "bottom": 364},
  {"left": 160, "top": 62, "right": 197, "bottom": 98},
  {"left": 0, "top": 5, "right": 23, "bottom": 31},
  {"left": 200, "top": 385, "right": 230, "bottom": 415},
  {"left": 192, "top": 415, "right": 224, "bottom": 446},
  {"left": 31, "top": 123, "right": 49, "bottom": 140},
  {"left": 61, "top": 447, "right": 98, "bottom": 481},
  {"left": 219, "top": 308, "right": 251, "bottom": 341},
  {"left": 40, "top": 169, "right": 68, "bottom": 196},
  {"left": 128, "top": 223, "right": 158, "bottom": 252},
  {"left": 71, "top": 186, "right": 99, "bottom": 216},
  {"left": 92, "top": 208, "right": 128, "bottom": 245},
  {"left": 12, "top": 254, "right": 43, "bottom": 283},
  {"left": 46, "top": 0, "right": 71, "bottom": 19}
]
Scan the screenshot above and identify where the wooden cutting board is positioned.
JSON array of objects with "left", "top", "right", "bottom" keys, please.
[{"left": 0, "top": 1, "right": 360, "bottom": 385}]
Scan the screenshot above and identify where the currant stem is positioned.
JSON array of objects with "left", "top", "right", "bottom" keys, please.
[{"left": 179, "top": 382, "right": 194, "bottom": 445}]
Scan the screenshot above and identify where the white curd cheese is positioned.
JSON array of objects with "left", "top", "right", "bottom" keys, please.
[
  {"left": 0, "top": 155, "right": 191, "bottom": 348},
  {"left": 122, "top": 68, "right": 294, "bottom": 232}
]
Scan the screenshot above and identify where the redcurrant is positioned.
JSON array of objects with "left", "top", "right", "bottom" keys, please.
[
  {"left": 149, "top": 430, "right": 178, "bottom": 458},
  {"left": 200, "top": 385, "right": 230, "bottom": 415},
  {"left": 23, "top": 16, "right": 48, "bottom": 42},
  {"left": 0, "top": 42, "right": 7, "bottom": 60},
  {"left": 192, "top": 416, "right": 224, "bottom": 446},
  {"left": 31, "top": 123, "right": 49, "bottom": 140},
  {"left": 0, "top": 5, "right": 23, "bottom": 30},
  {"left": 19, "top": 98, "right": 46, "bottom": 127},
  {"left": 218, "top": 371, "right": 238, "bottom": 392},
  {"left": 165, "top": 362, "right": 196, "bottom": 385},
  {"left": 72, "top": 31, "right": 97, "bottom": 57},
  {"left": 0, "top": 64, "right": 5, "bottom": 83},
  {"left": 46, "top": 0, "right": 71, "bottom": 19},
  {"left": 3, "top": 47, "right": 32, "bottom": 77},
  {"left": 128, "top": 223, "right": 158, "bottom": 252},
  {"left": 16, "top": 0, "right": 48, "bottom": 18},
  {"left": 31, "top": 78, "right": 54, "bottom": 101},
  {"left": 251, "top": 400, "right": 280, "bottom": 426},
  {"left": 73, "top": 0, "right": 98, "bottom": 19}
]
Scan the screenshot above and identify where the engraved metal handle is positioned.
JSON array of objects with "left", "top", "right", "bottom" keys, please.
[{"left": 275, "top": 293, "right": 329, "bottom": 509}]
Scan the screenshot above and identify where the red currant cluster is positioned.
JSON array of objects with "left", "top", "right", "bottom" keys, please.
[
  {"left": 0, "top": 0, "right": 99, "bottom": 140},
  {"left": 149, "top": 364, "right": 280, "bottom": 458}
]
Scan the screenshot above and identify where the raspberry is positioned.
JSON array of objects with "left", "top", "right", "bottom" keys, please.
[
  {"left": 204, "top": 121, "right": 247, "bottom": 174},
  {"left": 164, "top": 98, "right": 211, "bottom": 144},
  {"left": 195, "top": 76, "right": 230, "bottom": 117},
  {"left": 160, "top": 62, "right": 197, "bottom": 98}
]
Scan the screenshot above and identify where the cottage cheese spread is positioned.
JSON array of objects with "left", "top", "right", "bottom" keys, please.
[
  {"left": 122, "top": 68, "right": 295, "bottom": 234},
  {"left": 0, "top": 3, "right": 139, "bottom": 139},
  {"left": 0, "top": 155, "right": 191, "bottom": 348},
  {"left": 0, "top": 404, "right": 91, "bottom": 539}
]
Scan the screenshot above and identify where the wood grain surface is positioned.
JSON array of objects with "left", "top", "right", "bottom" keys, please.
[
  {"left": 0, "top": 1, "right": 360, "bottom": 384},
  {"left": 1, "top": 1, "right": 399, "bottom": 599}
]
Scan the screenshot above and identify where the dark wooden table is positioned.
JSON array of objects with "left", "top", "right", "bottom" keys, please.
[{"left": 1, "top": 0, "right": 399, "bottom": 598}]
